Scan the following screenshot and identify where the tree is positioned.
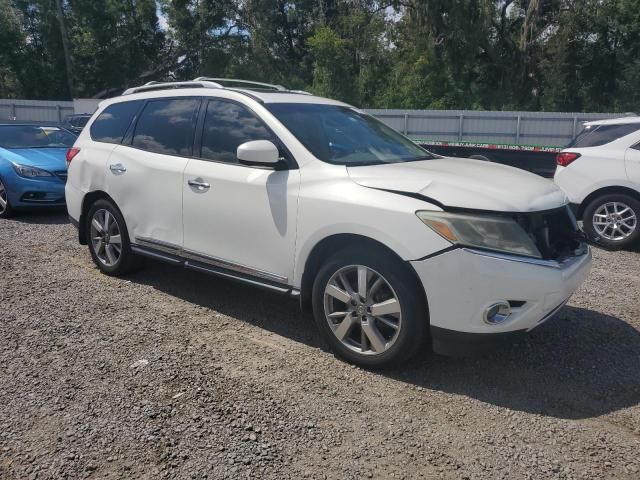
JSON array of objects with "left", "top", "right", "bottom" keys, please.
[
  {"left": 0, "top": 0, "right": 25, "bottom": 98},
  {"left": 1, "top": 0, "right": 639, "bottom": 112}
]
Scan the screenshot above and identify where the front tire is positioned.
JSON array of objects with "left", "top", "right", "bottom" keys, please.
[
  {"left": 86, "top": 198, "right": 141, "bottom": 275},
  {"left": 311, "top": 247, "right": 428, "bottom": 368},
  {"left": 583, "top": 194, "right": 639, "bottom": 249},
  {"left": 0, "top": 178, "right": 14, "bottom": 218}
]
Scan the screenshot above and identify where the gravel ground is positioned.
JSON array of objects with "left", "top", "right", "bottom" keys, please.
[{"left": 1, "top": 211, "right": 639, "bottom": 480}]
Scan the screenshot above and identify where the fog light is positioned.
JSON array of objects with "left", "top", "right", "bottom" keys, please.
[{"left": 483, "top": 302, "right": 511, "bottom": 325}]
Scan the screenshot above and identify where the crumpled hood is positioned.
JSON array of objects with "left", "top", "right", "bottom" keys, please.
[
  {"left": 0, "top": 147, "right": 68, "bottom": 172},
  {"left": 347, "top": 157, "right": 567, "bottom": 213}
]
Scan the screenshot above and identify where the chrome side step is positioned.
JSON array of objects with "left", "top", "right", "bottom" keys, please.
[
  {"left": 131, "top": 243, "right": 298, "bottom": 297},
  {"left": 131, "top": 245, "right": 182, "bottom": 264}
]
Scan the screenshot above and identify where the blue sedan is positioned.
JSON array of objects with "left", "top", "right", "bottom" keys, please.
[{"left": 0, "top": 124, "right": 76, "bottom": 218}]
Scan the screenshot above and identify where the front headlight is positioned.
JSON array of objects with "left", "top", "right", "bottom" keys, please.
[
  {"left": 416, "top": 210, "right": 542, "bottom": 258},
  {"left": 12, "top": 163, "right": 53, "bottom": 178}
]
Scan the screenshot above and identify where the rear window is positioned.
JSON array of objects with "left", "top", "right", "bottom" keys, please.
[
  {"left": 132, "top": 98, "right": 200, "bottom": 156},
  {"left": 90, "top": 101, "right": 141, "bottom": 144},
  {"left": 568, "top": 123, "right": 640, "bottom": 148}
]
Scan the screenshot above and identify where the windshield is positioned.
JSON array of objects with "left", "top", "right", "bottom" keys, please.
[
  {"left": 567, "top": 123, "right": 640, "bottom": 148},
  {"left": 0, "top": 125, "right": 76, "bottom": 148},
  {"left": 266, "top": 103, "right": 434, "bottom": 165}
]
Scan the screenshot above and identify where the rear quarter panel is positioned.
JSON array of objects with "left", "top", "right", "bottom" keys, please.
[
  {"left": 65, "top": 135, "right": 118, "bottom": 221},
  {"left": 624, "top": 147, "right": 640, "bottom": 191},
  {"left": 555, "top": 145, "right": 630, "bottom": 204}
]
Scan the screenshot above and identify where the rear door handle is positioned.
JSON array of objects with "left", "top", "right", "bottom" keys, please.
[
  {"left": 109, "top": 163, "right": 126, "bottom": 173},
  {"left": 188, "top": 178, "right": 210, "bottom": 190}
]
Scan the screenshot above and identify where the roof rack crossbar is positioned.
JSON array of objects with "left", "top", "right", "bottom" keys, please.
[
  {"left": 122, "top": 80, "right": 223, "bottom": 95},
  {"left": 193, "top": 77, "right": 287, "bottom": 91}
]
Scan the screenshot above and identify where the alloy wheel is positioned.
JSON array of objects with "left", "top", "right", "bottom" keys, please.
[
  {"left": 90, "top": 209, "right": 122, "bottom": 266},
  {"left": 0, "top": 180, "right": 8, "bottom": 214},
  {"left": 323, "top": 265, "right": 402, "bottom": 356},
  {"left": 592, "top": 201, "right": 637, "bottom": 241}
]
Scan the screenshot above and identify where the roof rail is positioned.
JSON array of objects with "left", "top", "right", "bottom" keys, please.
[
  {"left": 193, "top": 77, "right": 287, "bottom": 91},
  {"left": 122, "top": 80, "right": 223, "bottom": 95}
]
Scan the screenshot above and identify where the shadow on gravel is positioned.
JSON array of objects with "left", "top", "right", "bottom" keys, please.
[
  {"left": 128, "top": 260, "right": 319, "bottom": 348},
  {"left": 386, "top": 306, "right": 640, "bottom": 420},
  {"left": 128, "top": 261, "right": 640, "bottom": 420},
  {"left": 10, "top": 209, "right": 68, "bottom": 224}
]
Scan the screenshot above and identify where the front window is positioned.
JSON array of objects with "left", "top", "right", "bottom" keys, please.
[
  {"left": 200, "top": 100, "right": 276, "bottom": 164},
  {"left": 0, "top": 125, "right": 76, "bottom": 149},
  {"left": 266, "top": 103, "right": 434, "bottom": 166}
]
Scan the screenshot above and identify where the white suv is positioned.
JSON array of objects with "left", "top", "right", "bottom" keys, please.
[
  {"left": 66, "top": 78, "right": 592, "bottom": 368},
  {"left": 554, "top": 117, "right": 640, "bottom": 249}
]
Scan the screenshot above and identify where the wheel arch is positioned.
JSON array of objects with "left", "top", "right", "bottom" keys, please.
[
  {"left": 577, "top": 186, "right": 640, "bottom": 220},
  {"left": 299, "top": 233, "right": 429, "bottom": 321},
  {"left": 78, "top": 190, "right": 119, "bottom": 244}
]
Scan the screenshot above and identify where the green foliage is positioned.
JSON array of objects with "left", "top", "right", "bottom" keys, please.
[
  {"left": 0, "top": 0, "right": 639, "bottom": 113},
  {"left": 308, "top": 26, "right": 354, "bottom": 101},
  {"left": 0, "top": 0, "right": 24, "bottom": 98}
]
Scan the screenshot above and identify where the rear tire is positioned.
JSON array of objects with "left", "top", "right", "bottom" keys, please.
[
  {"left": 311, "top": 246, "right": 428, "bottom": 369},
  {"left": 582, "top": 194, "right": 640, "bottom": 249},
  {"left": 86, "top": 198, "right": 142, "bottom": 275},
  {"left": 0, "top": 178, "right": 14, "bottom": 219}
]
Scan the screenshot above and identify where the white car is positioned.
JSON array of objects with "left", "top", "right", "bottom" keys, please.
[
  {"left": 65, "top": 78, "right": 592, "bottom": 368},
  {"left": 554, "top": 117, "right": 640, "bottom": 249}
]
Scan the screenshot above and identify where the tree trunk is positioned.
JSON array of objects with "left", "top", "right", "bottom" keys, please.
[{"left": 54, "top": 0, "right": 74, "bottom": 99}]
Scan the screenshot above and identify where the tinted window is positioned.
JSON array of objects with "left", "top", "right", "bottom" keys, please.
[
  {"left": 132, "top": 99, "right": 199, "bottom": 156},
  {"left": 0, "top": 125, "right": 76, "bottom": 148},
  {"left": 90, "top": 101, "right": 141, "bottom": 144},
  {"left": 266, "top": 103, "right": 433, "bottom": 165},
  {"left": 568, "top": 123, "right": 640, "bottom": 148},
  {"left": 200, "top": 100, "right": 275, "bottom": 163}
]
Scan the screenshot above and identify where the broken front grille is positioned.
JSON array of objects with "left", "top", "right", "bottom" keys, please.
[{"left": 514, "top": 206, "right": 584, "bottom": 261}]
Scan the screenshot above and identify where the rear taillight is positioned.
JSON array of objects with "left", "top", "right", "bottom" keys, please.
[
  {"left": 556, "top": 151, "right": 580, "bottom": 167},
  {"left": 66, "top": 147, "right": 80, "bottom": 165}
]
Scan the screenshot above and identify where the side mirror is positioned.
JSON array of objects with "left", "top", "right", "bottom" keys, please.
[{"left": 237, "top": 140, "right": 280, "bottom": 166}]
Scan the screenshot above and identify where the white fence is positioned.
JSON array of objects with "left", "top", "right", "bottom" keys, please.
[
  {"left": 0, "top": 99, "right": 100, "bottom": 124},
  {"left": 0, "top": 99, "right": 75, "bottom": 124},
  {"left": 366, "top": 109, "right": 623, "bottom": 147}
]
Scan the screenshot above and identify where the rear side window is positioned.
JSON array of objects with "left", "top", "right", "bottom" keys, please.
[
  {"left": 568, "top": 123, "right": 640, "bottom": 148},
  {"left": 90, "top": 101, "right": 141, "bottom": 144},
  {"left": 133, "top": 98, "right": 200, "bottom": 156},
  {"left": 200, "top": 100, "right": 275, "bottom": 163}
]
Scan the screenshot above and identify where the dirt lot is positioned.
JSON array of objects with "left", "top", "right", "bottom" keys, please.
[{"left": 1, "top": 212, "right": 639, "bottom": 480}]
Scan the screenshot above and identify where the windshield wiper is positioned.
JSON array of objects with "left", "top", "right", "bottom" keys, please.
[
  {"left": 344, "top": 160, "right": 387, "bottom": 167},
  {"left": 405, "top": 155, "right": 434, "bottom": 162}
]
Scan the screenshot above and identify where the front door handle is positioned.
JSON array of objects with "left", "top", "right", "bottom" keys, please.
[
  {"left": 109, "top": 163, "right": 126, "bottom": 173},
  {"left": 188, "top": 178, "right": 210, "bottom": 190}
]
